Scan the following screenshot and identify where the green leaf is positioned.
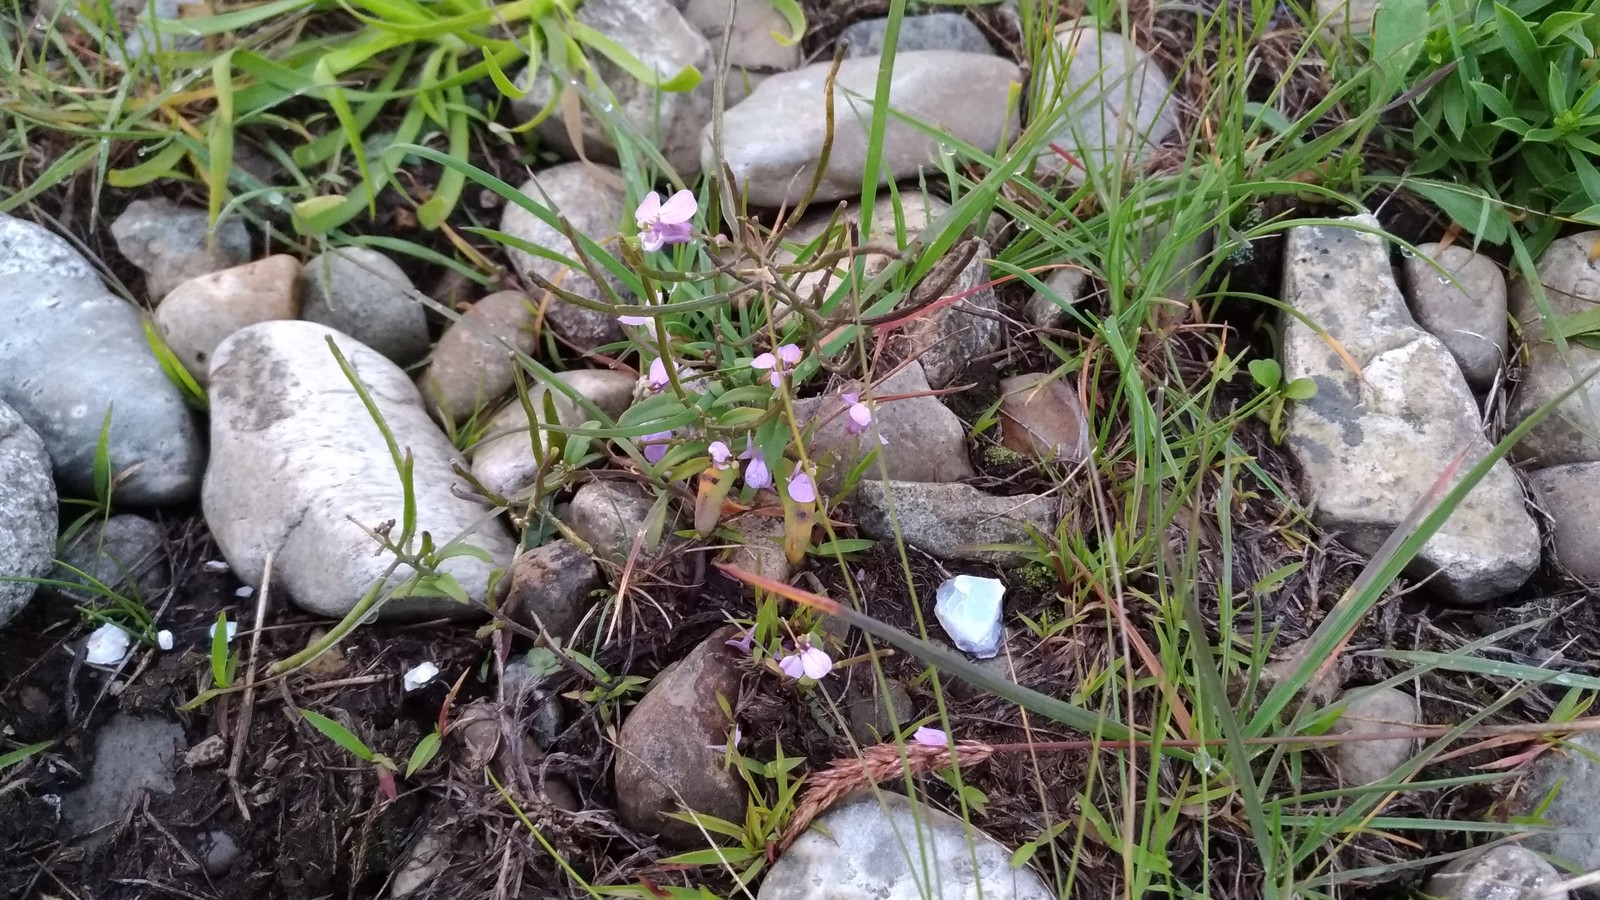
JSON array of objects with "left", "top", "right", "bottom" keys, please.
[
  {"left": 107, "top": 141, "right": 189, "bottom": 188},
  {"left": 810, "top": 538, "right": 876, "bottom": 556},
  {"left": 1370, "top": 0, "right": 1430, "bottom": 101},
  {"left": 0, "top": 740, "right": 54, "bottom": 772},
  {"left": 210, "top": 611, "right": 235, "bottom": 689},
  {"left": 1402, "top": 179, "right": 1513, "bottom": 244},
  {"left": 1494, "top": 4, "right": 1548, "bottom": 104},
  {"left": 1247, "top": 357, "right": 1282, "bottom": 389},
  {"left": 1283, "top": 377, "right": 1318, "bottom": 401},
  {"left": 300, "top": 708, "right": 376, "bottom": 762},
  {"left": 568, "top": 22, "right": 702, "bottom": 91},
  {"left": 764, "top": 0, "right": 807, "bottom": 46},
  {"left": 405, "top": 731, "right": 442, "bottom": 777},
  {"left": 92, "top": 408, "right": 114, "bottom": 506}
]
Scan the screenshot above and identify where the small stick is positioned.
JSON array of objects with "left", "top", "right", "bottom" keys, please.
[{"left": 228, "top": 551, "right": 273, "bottom": 822}]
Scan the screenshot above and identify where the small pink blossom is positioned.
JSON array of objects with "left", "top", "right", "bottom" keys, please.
[
  {"left": 619, "top": 310, "right": 650, "bottom": 326},
  {"left": 640, "top": 430, "right": 673, "bottom": 465},
  {"left": 648, "top": 357, "right": 672, "bottom": 391},
  {"left": 740, "top": 442, "right": 772, "bottom": 490},
  {"left": 785, "top": 469, "right": 816, "bottom": 505},
  {"left": 912, "top": 726, "right": 950, "bottom": 747},
  {"left": 636, "top": 189, "right": 697, "bottom": 252},
  {"left": 841, "top": 391, "right": 874, "bottom": 435},
  {"left": 726, "top": 628, "right": 755, "bottom": 654},
  {"left": 778, "top": 644, "right": 833, "bottom": 680},
  {"left": 750, "top": 343, "right": 803, "bottom": 388},
  {"left": 709, "top": 440, "right": 733, "bottom": 469}
]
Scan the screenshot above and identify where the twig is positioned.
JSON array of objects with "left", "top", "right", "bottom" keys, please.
[{"left": 228, "top": 550, "right": 273, "bottom": 822}]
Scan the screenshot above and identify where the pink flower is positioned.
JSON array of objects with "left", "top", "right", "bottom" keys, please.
[
  {"left": 640, "top": 430, "right": 673, "bottom": 465},
  {"left": 740, "top": 442, "right": 772, "bottom": 490},
  {"left": 726, "top": 628, "right": 754, "bottom": 654},
  {"left": 636, "top": 190, "right": 697, "bottom": 252},
  {"left": 709, "top": 440, "right": 733, "bottom": 469},
  {"left": 912, "top": 726, "right": 950, "bottom": 747},
  {"left": 619, "top": 312, "right": 650, "bottom": 326},
  {"left": 647, "top": 358, "right": 672, "bottom": 392},
  {"left": 785, "top": 469, "right": 816, "bottom": 504},
  {"left": 841, "top": 391, "right": 874, "bottom": 435},
  {"left": 778, "top": 644, "right": 833, "bottom": 680},
  {"left": 750, "top": 343, "right": 803, "bottom": 388},
  {"left": 647, "top": 357, "right": 705, "bottom": 394}
]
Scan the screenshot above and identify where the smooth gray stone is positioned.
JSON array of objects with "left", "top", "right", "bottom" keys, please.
[{"left": 0, "top": 214, "right": 204, "bottom": 504}]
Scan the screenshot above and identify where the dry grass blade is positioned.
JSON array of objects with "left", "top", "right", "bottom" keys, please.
[{"left": 779, "top": 741, "right": 996, "bottom": 850}]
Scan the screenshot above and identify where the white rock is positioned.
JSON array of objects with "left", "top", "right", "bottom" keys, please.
[
  {"left": 470, "top": 369, "right": 637, "bottom": 499},
  {"left": 155, "top": 254, "right": 302, "bottom": 384},
  {"left": 1507, "top": 231, "right": 1600, "bottom": 467},
  {"left": 300, "top": 248, "right": 431, "bottom": 366},
  {"left": 757, "top": 791, "right": 1052, "bottom": 899},
  {"left": 208, "top": 620, "right": 238, "bottom": 643},
  {"left": 1424, "top": 844, "right": 1567, "bottom": 900},
  {"left": 85, "top": 623, "right": 132, "bottom": 666},
  {"left": 204, "top": 321, "right": 517, "bottom": 619},
  {"left": 1034, "top": 23, "right": 1178, "bottom": 181},
  {"left": 934, "top": 575, "right": 1005, "bottom": 658},
  {"left": 710, "top": 51, "right": 1021, "bottom": 207},
  {"left": 514, "top": 0, "right": 713, "bottom": 175},
  {"left": 156, "top": 630, "right": 174, "bottom": 651},
  {"left": 1402, "top": 243, "right": 1507, "bottom": 391},
  {"left": 1279, "top": 215, "right": 1539, "bottom": 604},
  {"left": 403, "top": 661, "right": 440, "bottom": 692}
]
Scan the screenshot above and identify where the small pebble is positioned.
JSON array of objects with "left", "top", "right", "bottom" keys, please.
[
  {"left": 84, "top": 623, "right": 131, "bottom": 665},
  {"left": 203, "top": 560, "right": 231, "bottom": 573},
  {"left": 209, "top": 620, "right": 238, "bottom": 644},
  {"left": 403, "top": 661, "right": 440, "bottom": 692},
  {"left": 156, "top": 629, "right": 174, "bottom": 651},
  {"left": 235, "top": 585, "right": 254, "bottom": 599}
]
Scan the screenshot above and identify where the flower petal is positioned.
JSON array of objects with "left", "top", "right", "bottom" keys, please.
[
  {"left": 635, "top": 191, "right": 662, "bottom": 226},
  {"left": 641, "top": 430, "right": 673, "bottom": 464},
  {"left": 657, "top": 189, "right": 698, "bottom": 224},
  {"left": 619, "top": 313, "right": 650, "bottom": 326},
  {"left": 912, "top": 726, "right": 950, "bottom": 747},
  {"left": 640, "top": 228, "right": 666, "bottom": 253},
  {"left": 709, "top": 440, "right": 732, "bottom": 466},
  {"left": 801, "top": 647, "right": 833, "bottom": 679},
  {"left": 778, "top": 654, "right": 805, "bottom": 679},
  {"left": 776, "top": 343, "right": 803, "bottom": 364},
  {"left": 750, "top": 352, "right": 776, "bottom": 370},
  {"left": 786, "top": 471, "right": 816, "bottom": 504},
  {"left": 649, "top": 358, "right": 669, "bottom": 388},
  {"left": 744, "top": 453, "right": 772, "bottom": 490}
]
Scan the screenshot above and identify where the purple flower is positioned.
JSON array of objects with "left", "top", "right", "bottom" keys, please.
[
  {"left": 640, "top": 430, "right": 672, "bottom": 465},
  {"left": 778, "top": 644, "right": 833, "bottom": 680},
  {"left": 786, "top": 469, "right": 816, "bottom": 504},
  {"left": 842, "top": 391, "right": 874, "bottom": 435},
  {"left": 636, "top": 189, "right": 697, "bottom": 252},
  {"left": 709, "top": 440, "right": 733, "bottom": 469},
  {"left": 726, "top": 628, "right": 754, "bottom": 654},
  {"left": 619, "top": 312, "right": 650, "bottom": 326},
  {"left": 740, "top": 442, "right": 773, "bottom": 490},
  {"left": 750, "top": 343, "right": 803, "bottom": 388},
  {"left": 647, "top": 357, "right": 705, "bottom": 394},
  {"left": 647, "top": 358, "right": 671, "bottom": 392},
  {"left": 912, "top": 726, "right": 950, "bottom": 747}
]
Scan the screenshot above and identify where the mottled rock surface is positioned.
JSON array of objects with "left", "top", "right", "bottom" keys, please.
[
  {"left": 1512, "top": 730, "right": 1600, "bottom": 897},
  {"left": 1529, "top": 462, "right": 1600, "bottom": 582},
  {"left": 1507, "top": 231, "right": 1600, "bottom": 467},
  {"left": 301, "top": 248, "right": 431, "bottom": 366},
  {"left": 205, "top": 321, "right": 515, "bottom": 619},
  {"left": 1330, "top": 686, "right": 1418, "bottom": 786},
  {"left": 998, "top": 373, "right": 1090, "bottom": 461},
  {"left": 1279, "top": 215, "right": 1538, "bottom": 604},
  {"left": 1034, "top": 24, "right": 1178, "bottom": 180},
  {"left": 505, "top": 539, "right": 602, "bottom": 640},
  {"left": 1424, "top": 845, "right": 1567, "bottom": 900},
  {"left": 840, "top": 13, "right": 994, "bottom": 57},
  {"left": 0, "top": 400, "right": 56, "bottom": 627},
  {"left": 855, "top": 481, "right": 1055, "bottom": 567},
  {"left": 798, "top": 363, "right": 975, "bottom": 495},
  {"left": 155, "top": 255, "right": 302, "bottom": 383},
  {"left": 470, "top": 369, "right": 637, "bottom": 499}
]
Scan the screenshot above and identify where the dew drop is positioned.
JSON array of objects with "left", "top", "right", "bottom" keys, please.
[
  {"left": 266, "top": 191, "right": 284, "bottom": 207},
  {"left": 1437, "top": 275, "right": 1451, "bottom": 284},
  {"left": 1400, "top": 247, "right": 1415, "bottom": 258}
]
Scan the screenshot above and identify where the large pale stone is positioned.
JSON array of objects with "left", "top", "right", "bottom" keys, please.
[
  {"left": 1279, "top": 215, "right": 1538, "bottom": 604},
  {"left": 1033, "top": 24, "right": 1178, "bottom": 181},
  {"left": 1513, "top": 731, "right": 1600, "bottom": 898},
  {"left": 1424, "top": 845, "right": 1567, "bottom": 900},
  {"left": 709, "top": 51, "right": 1021, "bottom": 207},
  {"left": 204, "top": 321, "right": 516, "bottom": 619},
  {"left": 300, "top": 248, "right": 431, "bottom": 366},
  {"left": 0, "top": 400, "right": 56, "bottom": 627},
  {"left": 0, "top": 214, "right": 204, "bottom": 504},
  {"left": 515, "top": 0, "right": 712, "bottom": 175},
  {"left": 498, "top": 163, "right": 631, "bottom": 353},
  {"left": 1330, "top": 686, "right": 1418, "bottom": 786},
  {"left": 1528, "top": 462, "right": 1600, "bottom": 582},
  {"left": 683, "top": 0, "right": 800, "bottom": 72},
  {"left": 758, "top": 791, "right": 1052, "bottom": 899},
  {"left": 1507, "top": 231, "right": 1600, "bottom": 467}
]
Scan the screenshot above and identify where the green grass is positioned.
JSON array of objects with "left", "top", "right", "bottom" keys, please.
[{"left": 4, "top": 0, "right": 1597, "bottom": 897}]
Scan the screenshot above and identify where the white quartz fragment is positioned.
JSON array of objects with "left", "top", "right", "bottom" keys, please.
[
  {"left": 84, "top": 623, "right": 132, "bottom": 665},
  {"left": 935, "top": 575, "right": 1005, "bottom": 658}
]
